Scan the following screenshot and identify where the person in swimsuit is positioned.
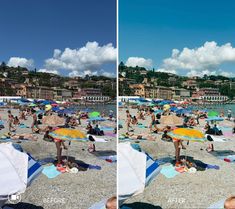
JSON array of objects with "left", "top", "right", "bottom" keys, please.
[
  {"left": 149, "top": 109, "right": 157, "bottom": 132},
  {"left": 126, "top": 110, "right": 133, "bottom": 132}
]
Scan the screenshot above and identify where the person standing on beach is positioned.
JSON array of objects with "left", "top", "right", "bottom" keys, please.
[
  {"left": 8, "top": 112, "right": 15, "bottom": 133},
  {"left": 228, "top": 109, "right": 232, "bottom": 120},
  {"left": 126, "top": 110, "right": 132, "bottom": 132},
  {"left": 31, "top": 109, "right": 39, "bottom": 133},
  {"left": 149, "top": 109, "right": 157, "bottom": 132}
]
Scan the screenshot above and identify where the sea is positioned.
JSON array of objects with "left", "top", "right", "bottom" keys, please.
[
  {"left": 190, "top": 104, "right": 235, "bottom": 115},
  {"left": 72, "top": 103, "right": 116, "bottom": 116}
]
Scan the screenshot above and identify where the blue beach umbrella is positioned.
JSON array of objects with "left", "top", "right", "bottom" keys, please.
[{"left": 206, "top": 117, "right": 224, "bottom": 122}]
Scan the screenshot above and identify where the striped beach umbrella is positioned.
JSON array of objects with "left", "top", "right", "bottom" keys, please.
[
  {"left": 118, "top": 142, "right": 161, "bottom": 201},
  {"left": 49, "top": 128, "right": 87, "bottom": 142},
  {"left": 168, "top": 128, "right": 206, "bottom": 142}
]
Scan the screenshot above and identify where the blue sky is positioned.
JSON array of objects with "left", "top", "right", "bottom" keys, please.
[
  {"left": 0, "top": 0, "right": 116, "bottom": 77},
  {"left": 119, "top": 0, "right": 235, "bottom": 77}
]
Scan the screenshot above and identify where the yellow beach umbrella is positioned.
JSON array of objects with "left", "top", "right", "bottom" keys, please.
[
  {"left": 167, "top": 128, "right": 206, "bottom": 142},
  {"left": 45, "top": 104, "right": 52, "bottom": 111},
  {"left": 49, "top": 128, "right": 87, "bottom": 142}
]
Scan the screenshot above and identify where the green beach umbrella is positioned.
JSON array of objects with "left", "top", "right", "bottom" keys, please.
[
  {"left": 29, "top": 103, "right": 37, "bottom": 107},
  {"left": 208, "top": 111, "right": 219, "bottom": 117},
  {"left": 89, "top": 111, "right": 100, "bottom": 118}
]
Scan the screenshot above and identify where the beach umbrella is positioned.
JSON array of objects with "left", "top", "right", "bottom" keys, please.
[
  {"left": 154, "top": 109, "right": 163, "bottom": 114},
  {"left": 42, "top": 115, "right": 65, "bottom": 126},
  {"left": 208, "top": 111, "right": 219, "bottom": 117},
  {"left": 29, "top": 103, "right": 36, "bottom": 107},
  {"left": 49, "top": 128, "right": 87, "bottom": 142},
  {"left": 206, "top": 117, "right": 224, "bottom": 122},
  {"left": 160, "top": 115, "right": 183, "bottom": 126},
  {"left": 89, "top": 111, "right": 100, "bottom": 118},
  {"left": 170, "top": 107, "right": 178, "bottom": 112},
  {"left": 167, "top": 128, "right": 206, "bottom": 142},
  {"left": 0, "top": 143, "right": 28, "bottom": 198},
  {"left": 0, "top": 143, "right": 42, "bottom": 207},
  {"left": 163, "top": 104, "right": 170, "bottom": 111},
  {"left": 45, "top": 104, "right": 52, "bottom": 111},
  {"left": 118, "top": 142, "right": 161, "bottom": 201},
  {"left": 58, "top": 109, "right": 75, "bottom": 115},
  {"left": 81, "top": 108, "right": 91, "bottom": 112},
  {"left": 175, "top": 108, "right": 191, "bottom": 115}
]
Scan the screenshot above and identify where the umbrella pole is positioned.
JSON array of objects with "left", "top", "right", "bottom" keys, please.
[{"left": 67, "top": 141, "right": 71, "bottom": 162}]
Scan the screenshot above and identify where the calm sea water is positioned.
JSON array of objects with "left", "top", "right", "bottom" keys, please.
[
  {"left": 191, "top": 104, "right": 235, "bottom": 115},
  {"left": 73, "top": 103, "right": 116, "bottom": 116}
]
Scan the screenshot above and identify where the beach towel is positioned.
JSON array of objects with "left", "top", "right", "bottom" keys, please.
[
  {"left": 205, "top": 134, "right": 230, "bottom": 142},
  {"left": 104, "top": 132, "right": 116, "bottom": 137},
  {"left": 100, "top": 127, "right": 114, "bottom": 131},
  {"left": 207, "top": 199, "right": 225, "bottom": 209},
  {"left": 160, "top": 165, "right": 179, "bottom": 178},
  {"left": 77, "top": 162, "right": 101, "bottom": 170},
  {"left": 87, "top": 135, "right": 108, "bottom": 143},
  {"left": 19, "top": 124, "right": 29, "bottom": 128},
  {"left": 138, "top": 124, "right": 147, "bottom": 128},
  {"left": 42, "top": 165, "right": 61, "bottom": 179}
]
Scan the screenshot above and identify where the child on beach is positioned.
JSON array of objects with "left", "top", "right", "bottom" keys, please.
[{"left": 224, "top": 196, "right": 235, "bottom": 209}]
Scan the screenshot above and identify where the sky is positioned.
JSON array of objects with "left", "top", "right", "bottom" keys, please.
[
  {"left": 119, "top": 0, "right": 235, "bottom": 77},
  {"left": 0, "top": 0, "right": 117, "bottom": 77}
]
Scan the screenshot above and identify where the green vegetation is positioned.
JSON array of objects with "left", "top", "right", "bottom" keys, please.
[
  {"left": 119, "top": 62, "right": 235, "bottom": 99},
  {"left": 0, "top": 62, "right": 116, "bottom": 98}
]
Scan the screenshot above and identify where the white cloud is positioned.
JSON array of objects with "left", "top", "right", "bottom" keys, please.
[
  {"left": 45, "top": 41, "right": 116, "bottom": 74},
  {"left": 160, "top": 41, "right": 235, "bottom": 77},
  {"left": 156, "top": 68, "right": 177, "bottom": 74},
  {"left": 38, "top": 68, "right": 59, "bottom": 75},
  {"left": 68, "top": 69, "right": 115, "bottom": 78},
  {"left": 100, "top": 69, "right": 116, "bottom": 77},
  {"left": 7, "top": 57, "right": 34, "bottom": 69},
  {"left": 125, "top": 57, "right": 153, "bottom": 69}
]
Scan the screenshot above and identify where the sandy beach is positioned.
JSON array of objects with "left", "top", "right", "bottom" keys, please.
[
  {"left": 0, "top": 108, "right": 116, "bottom": 209},
  {"left": 118, "top": 107, "right": 235, "bottom": 209}
]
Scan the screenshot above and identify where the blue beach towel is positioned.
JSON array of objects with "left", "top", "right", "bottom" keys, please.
[
  {"left": 42, "top": 165, "right": 61, "bottom": 179},
  {"left": 160, "top": 165, "right": 179, "bottom": 178}
]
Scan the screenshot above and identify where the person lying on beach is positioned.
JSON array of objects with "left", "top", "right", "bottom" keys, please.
[
  {"left": 105, "top": 196, "right": 117, "bottom": 209},
  {"left": 122, "top": 132, "right": 156, "bottom": 141},
  {"left": 224, "top": 196, "right": 235, "bottom": 209},
  {"left": 6, "top": 132, "right": 38, "bottom": 141}
]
